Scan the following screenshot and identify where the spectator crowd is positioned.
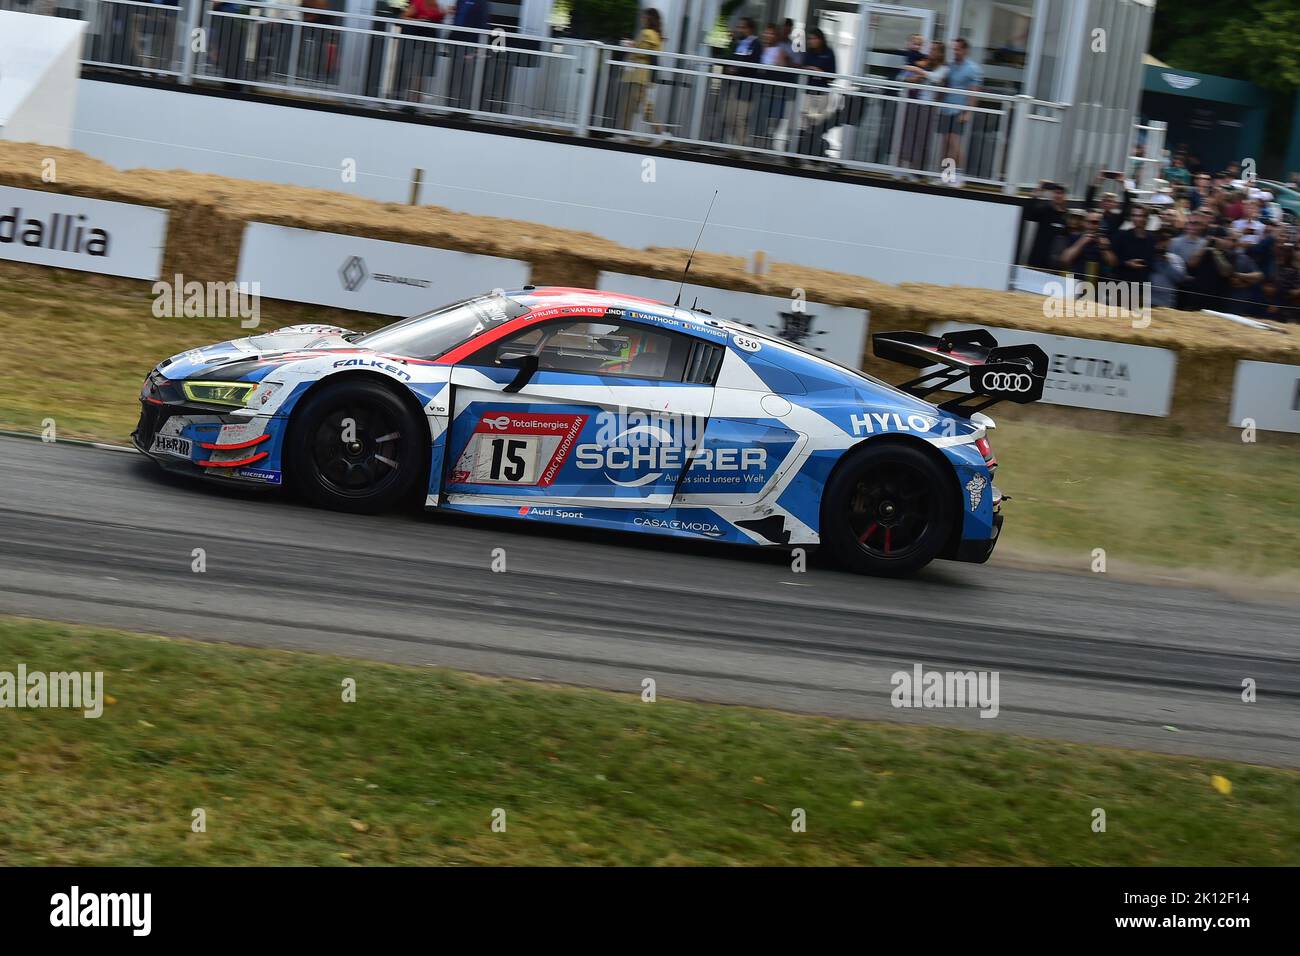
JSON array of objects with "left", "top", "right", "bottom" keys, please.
[
  {"left": 1025, "top": 155, "right": 1300, "bottom": 322},
  {"left": 713, "top": 22, "right": 983, "bottom": 169}
]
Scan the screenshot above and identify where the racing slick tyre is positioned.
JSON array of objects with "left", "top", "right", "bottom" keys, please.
[
  {"left": 286, "top": 378, "right": 425, "bottom": 514},
  {"left": 820, "top": 441, "right": 956, "bottom": 576}
]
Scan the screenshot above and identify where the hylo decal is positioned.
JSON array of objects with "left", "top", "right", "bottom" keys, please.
[{"left": 850, "top": 412, "right": 938, "bottom": 436}]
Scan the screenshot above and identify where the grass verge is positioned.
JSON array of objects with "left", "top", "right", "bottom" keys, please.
[
  {"left": 2, "top": 262, "right": 1298, "bottom": 576},
  {"left": 1, "top": 617, "right": 1297, "bottom": 866}
]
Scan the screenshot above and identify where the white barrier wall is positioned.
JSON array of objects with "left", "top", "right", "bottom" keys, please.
[
  {"left": 237, "top": 223, "right": 531, "bottom": 315},
  {"left": 0, "top": 12, "right": 84, "bottom": 149},
  {"left": 929, "top": 322, "right": 1178, "bottom": 418},
  {"left": 1230, "top": 361, "right": 1300, "bottom": 434},
  {"left": 0, "top": 184, "right": 168, "bottom": 279},
  {"left": 73, "top": 80, "right": 1022, "bottom": 290}
]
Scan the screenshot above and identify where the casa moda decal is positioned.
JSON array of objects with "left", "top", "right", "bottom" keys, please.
[{"left": 0, "top": 186, "right": 168, "bottom": 280}]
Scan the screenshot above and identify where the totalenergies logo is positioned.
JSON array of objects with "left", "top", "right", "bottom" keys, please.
[{"left": 482, "top": 414, "right": 573, "bottom": 432}]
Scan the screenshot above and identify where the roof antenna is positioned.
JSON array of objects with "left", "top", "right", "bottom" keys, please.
[{"left": 673, "top": 189, "right": 719, "bottom": 309}]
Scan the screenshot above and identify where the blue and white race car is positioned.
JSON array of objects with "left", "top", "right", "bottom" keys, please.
[{"left": 134, "top": 288, "right": 1046, "bottom": 574}]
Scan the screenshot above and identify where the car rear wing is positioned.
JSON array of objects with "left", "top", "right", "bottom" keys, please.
[{"left": 872, "top": 328, "right": 1048, "bottom": 416}]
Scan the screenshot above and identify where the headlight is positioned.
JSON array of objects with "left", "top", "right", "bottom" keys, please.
[{"left": 181, "top": 381, "right": 257, "bottom": 407}]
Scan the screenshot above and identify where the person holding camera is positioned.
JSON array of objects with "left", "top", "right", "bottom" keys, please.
[
  {"left": 1025, "top": 180, "right": 1070, "bottom": 270},
  {"left": 1060, "top": 211, "right": 1117, "bottom": 285}
]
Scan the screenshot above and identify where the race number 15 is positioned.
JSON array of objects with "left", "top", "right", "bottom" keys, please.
[{"left": 487, "top": 437, "right": 529, "bottom": 482}]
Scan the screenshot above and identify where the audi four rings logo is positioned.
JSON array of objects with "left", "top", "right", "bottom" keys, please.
[{"left": 982, "top": 371, "right": 1034, "bottom": 393}]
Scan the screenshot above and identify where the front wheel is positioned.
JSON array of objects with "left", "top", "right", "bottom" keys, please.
[
  {"left": 820, "top": 442, "right": 956, "bottom": 576},
  {"left": 286, "top": 378, "right": 425, "bottom": 514}
]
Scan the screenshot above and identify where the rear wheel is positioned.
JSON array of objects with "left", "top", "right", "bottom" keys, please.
[
  {"left": 287, "top": 378, "right": 425, "bottom": 514},
  {"left": 820, "top": 442, "right": 956, "bottom": 576}
]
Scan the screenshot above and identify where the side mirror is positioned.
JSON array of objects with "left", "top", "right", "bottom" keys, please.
[
  {"left": 496, "top": 352, "right": 536, "bottom": 368},
  {"left": 498, "top": 352, "right": 539, "bottom": 392}
]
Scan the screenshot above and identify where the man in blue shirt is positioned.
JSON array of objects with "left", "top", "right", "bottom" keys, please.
[
  {"left": 448, "top": 0, "right": 493, "bottom": 110},
  {"left": 453, "top": 0, "right": 491, "bottom": 31},
  {"left": 940, "top": 38, "right": 982, "bottom": 176}
]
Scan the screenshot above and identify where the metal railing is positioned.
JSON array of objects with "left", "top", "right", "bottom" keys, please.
[
  {"left": 186, "top": 5, "right": 593, "bottom": 131},
  {"left": 2, "top": 0, "right": 185, "bottom": 77},
  {"left": 588, "top": 46, "right": 1070, "bottom": 189},
  {"left": 7, "top": 0, "right": 1081, "bottom": 191}
]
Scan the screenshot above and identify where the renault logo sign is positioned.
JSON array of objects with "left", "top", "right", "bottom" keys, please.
[{"left": 339, "top": 255, "right": 368, "bottom": 292}]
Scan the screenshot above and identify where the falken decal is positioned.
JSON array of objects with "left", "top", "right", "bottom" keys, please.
[{"left": 332, "top": 358, "right": 412, "bottom": 380}]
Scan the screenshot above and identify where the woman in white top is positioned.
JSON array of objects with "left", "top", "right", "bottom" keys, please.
[{"left": 897, "top": 40, "right": 948, "bottom": 172}]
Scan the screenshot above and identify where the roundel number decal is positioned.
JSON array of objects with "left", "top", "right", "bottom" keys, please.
[
  {"left": 980, "top": 370, "right": 1034, "bottom": 393},
  {"left": 732, "top": 333, "right": 762, "bottom": 353}
]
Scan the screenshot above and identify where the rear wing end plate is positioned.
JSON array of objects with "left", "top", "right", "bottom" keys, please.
[{"left": 872, "top": 328, "right": 1048, "bottom": 417}]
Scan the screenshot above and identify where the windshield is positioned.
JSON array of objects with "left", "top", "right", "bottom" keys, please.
[{"left": 354, "top": 293, "right": 529, "bottom": 359}]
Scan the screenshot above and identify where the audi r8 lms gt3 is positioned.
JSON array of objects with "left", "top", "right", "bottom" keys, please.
[{"left": 133, "top": 288, "right": 1047, "bottom": 574}]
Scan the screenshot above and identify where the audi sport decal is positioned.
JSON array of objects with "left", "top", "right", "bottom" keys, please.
[
  {"left": 518, "top": 505, "right": 587, "bottom": 519},
  {"left": 450, "top": 412, "right": 588, "bottom": 486}
]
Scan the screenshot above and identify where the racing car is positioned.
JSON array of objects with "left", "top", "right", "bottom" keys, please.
[{"left": 134, "top": 288, "right": 1046, "bottom": 574}]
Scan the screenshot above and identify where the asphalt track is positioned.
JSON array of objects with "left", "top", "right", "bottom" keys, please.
[{"left": 2, "top": 434, "right": 1299, "bottom": 766}]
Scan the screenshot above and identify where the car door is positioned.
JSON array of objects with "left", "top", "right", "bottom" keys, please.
[{"left": 441, "top": 315, "right": 721, "bottom": 510}]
